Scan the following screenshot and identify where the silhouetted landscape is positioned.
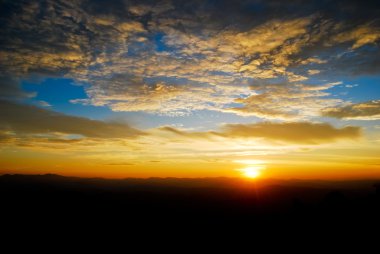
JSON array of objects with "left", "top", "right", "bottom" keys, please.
[{"left": 1, "top": 174, "right": 380, "bottom": 238}]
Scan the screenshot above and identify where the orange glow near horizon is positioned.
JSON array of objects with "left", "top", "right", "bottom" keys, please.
[{"left": 1, "top": 145, "right": 380, "bottom": 179}]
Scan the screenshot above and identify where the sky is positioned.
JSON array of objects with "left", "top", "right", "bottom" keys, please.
[{"left": 1, "top": 0, "right": 380, "bottom": 179}]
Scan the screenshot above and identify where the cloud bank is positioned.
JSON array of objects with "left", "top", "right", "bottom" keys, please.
[
  {"left": 160, "top": 122, "right": 361, "bottom": 144},
  {"left": 0, "top": 0, "right": 379, "bottom": 118},
  {"left": 0, "top": 100, "right": 144, "bottom": 139}
]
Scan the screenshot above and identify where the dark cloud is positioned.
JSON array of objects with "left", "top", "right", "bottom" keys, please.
[
  {"left": 0, "top": 75, "right": 35, "bottom": 100},
  {"left": 0, "top": 100, "right": 144, "bottom": 138}
]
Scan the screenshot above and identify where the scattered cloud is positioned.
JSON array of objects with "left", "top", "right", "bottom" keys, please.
[
  {"left": 226, "top": 82, "right": 342, "bottom": 119},
  {"left": 308, "top": 70, "right": 320, "bottom": 75},
  {"left": 331, "top": 24, "right": 380, "bottom": 49},
  {"left": 37, "top": 100, "right": 51, "bottom": 107},
  {"left": 0, "top": 0, "right": 379, "bottom": 118}
]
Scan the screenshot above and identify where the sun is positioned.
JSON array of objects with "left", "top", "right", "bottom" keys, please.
[
  {"left": 235, "top": 159, "right": 267, "bottom": 179},
  {"left": 240, "top": 166, "right": 263, "bottom": 179}
]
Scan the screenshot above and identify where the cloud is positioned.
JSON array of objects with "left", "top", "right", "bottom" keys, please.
[
  {"left": 71, "top": 73, "right": 249, "bottom": 116},
  {"left": 0, "top": 0, "right": 146, "bottom": 78},
  {"left": 226, "top": 82, "right": 342, "bottom": 119},
  {"left": 322, "top": 100, "right": 380, "bottom": 120},
  {"left": 162, "top": 16, "right": 312, "bottom": 59},
  {"left": 0, "top": 100, "right": 144, "bottom": 138},
  {"left": 220, "top": 122, "right": 361, "bottom": 144},
  {"left": 36, "top": 100, "right": 52, "bottom": 107},
  {"left": 331, "top": 24, "right": 380, "bottom": 49},
  {"left": 159, "top": 121, "right": 361, "bottom": 144},
  {"left": 158, "top": 126, "right": 220, "bottom": 139},
  {"left": 308, "top": 70, "right": 320, "bottom": 75},
  {"left": 0, "top": 0, "right": 379, "bottom": 117},
  {"left": 0, "top": 75, "right": 36, "bottom": 100}
]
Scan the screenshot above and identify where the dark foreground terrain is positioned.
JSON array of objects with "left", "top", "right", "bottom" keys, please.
[{"left": 1, "top": 174, "right": 380, "bottom": 241}]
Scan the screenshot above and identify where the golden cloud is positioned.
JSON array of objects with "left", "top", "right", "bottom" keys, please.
[
  {"left": 220, "top": 122, "right": 360, "bottom": 144},
  {"left": 226, "top": 82, "right": 342, "bottom": 119},
  {"left": 331, "top": 24, "right": 380, "bottom": 49},
  {"left": 159, "top": 121, "right": 361, "bottom": 144},
  {"left": 322, "top": 100, "right": 380, "bottom": 120}
]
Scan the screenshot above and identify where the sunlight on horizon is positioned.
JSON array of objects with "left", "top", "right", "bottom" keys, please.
[
  {"left": 235, "top": 159, "right": 267, "bottom": 179},
  {"left": 240, "top": 166, "right": 264, "bottom": 179}
]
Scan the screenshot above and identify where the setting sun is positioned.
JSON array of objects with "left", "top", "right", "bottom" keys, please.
[{"left": 239, "top": 166, "right": 265, "bottom": 179}]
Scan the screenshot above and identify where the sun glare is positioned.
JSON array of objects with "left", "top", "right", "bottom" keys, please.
[
  {"left": 240, "top": 166, "right": 263, "bottom": 179},
  {"left": 235, "top": 159, "right": 266, "bottom": 179}
]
